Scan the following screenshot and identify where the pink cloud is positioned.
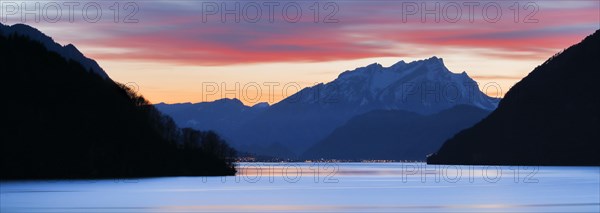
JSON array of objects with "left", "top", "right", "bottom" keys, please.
[{"left": 43, "top": 0, "right": 598, "bottom": 66}]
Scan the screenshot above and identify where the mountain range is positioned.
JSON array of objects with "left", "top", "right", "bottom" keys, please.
[{"left": 158, "top": 57, "right": 500, "bottom": 159}]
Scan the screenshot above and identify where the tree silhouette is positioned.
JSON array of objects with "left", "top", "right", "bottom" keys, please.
[{"left": 0, "top": 32, "right": 237, "bottom": 179}]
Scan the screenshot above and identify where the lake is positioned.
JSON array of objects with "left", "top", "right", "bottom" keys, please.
[{"left": 1, "top": 163, "right": 598, "bottom": 212}]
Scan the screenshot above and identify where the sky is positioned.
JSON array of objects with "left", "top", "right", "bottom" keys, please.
[{"left": 1, "top": 0, "right": 598, "bottom": 105}]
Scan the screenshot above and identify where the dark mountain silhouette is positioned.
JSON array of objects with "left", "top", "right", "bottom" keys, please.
[
  {"left": 428, "top": 30, "right": 600, "bottom": 166},
  {"left": 0, "top": 23, "right": 109, "bottom": 79},
  {"left": 302, "top": 105, "right": 490, "bottom": 161},
  {"left": 1, "top": 24, "right": 236, "bottom": 179}
]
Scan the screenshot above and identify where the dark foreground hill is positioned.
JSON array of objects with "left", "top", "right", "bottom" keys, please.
[
  {"left": 428, "top": 30, "right": 600, "bottom": 166},
  {"left": 1, "top": 27, "right": 236, "bottom": 179}
]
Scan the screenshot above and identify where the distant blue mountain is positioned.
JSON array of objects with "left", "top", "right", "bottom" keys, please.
[
  {"left": 302, "top": 105, "right": 491, "bottom": 161},
  {"left": 158, "top": 57, "right": 499, "bottom": 158},
  {"left": 155, "top": 98, "right": 269, "bottom": 146},
  {"left": 232, "top": 57, "right": 499, "bottom": 157},
  {"left": 0, "top": 23, "right": 109, "bottom": 79}
]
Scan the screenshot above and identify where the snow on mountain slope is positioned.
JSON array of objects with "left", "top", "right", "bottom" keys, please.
[
  {"left": 282, "top": 56, "right": 497, "bottom": 114},
  {"left": 230, "top": 57, "right": 499, "bottom": 157},
  {"left": 158, "top": 57, "right": 500, "bottom": 158}
]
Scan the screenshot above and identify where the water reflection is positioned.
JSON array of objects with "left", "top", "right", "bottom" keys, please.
[{"left": 1, "top": 163, "right": 599, "bottom": 212}]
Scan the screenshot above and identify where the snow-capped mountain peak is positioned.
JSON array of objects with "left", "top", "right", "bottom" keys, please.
[{"left": 282, "top": 57, "right": 499, "bottom": 114}]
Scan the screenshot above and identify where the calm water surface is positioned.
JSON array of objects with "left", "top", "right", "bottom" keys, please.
[{"left": 1, "top": 163, "right": 599, "bottom": 212}]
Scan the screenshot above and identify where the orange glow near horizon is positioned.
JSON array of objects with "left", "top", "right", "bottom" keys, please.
[{"left": 96, "top": 53, "right": 552, "bottom": 106}]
